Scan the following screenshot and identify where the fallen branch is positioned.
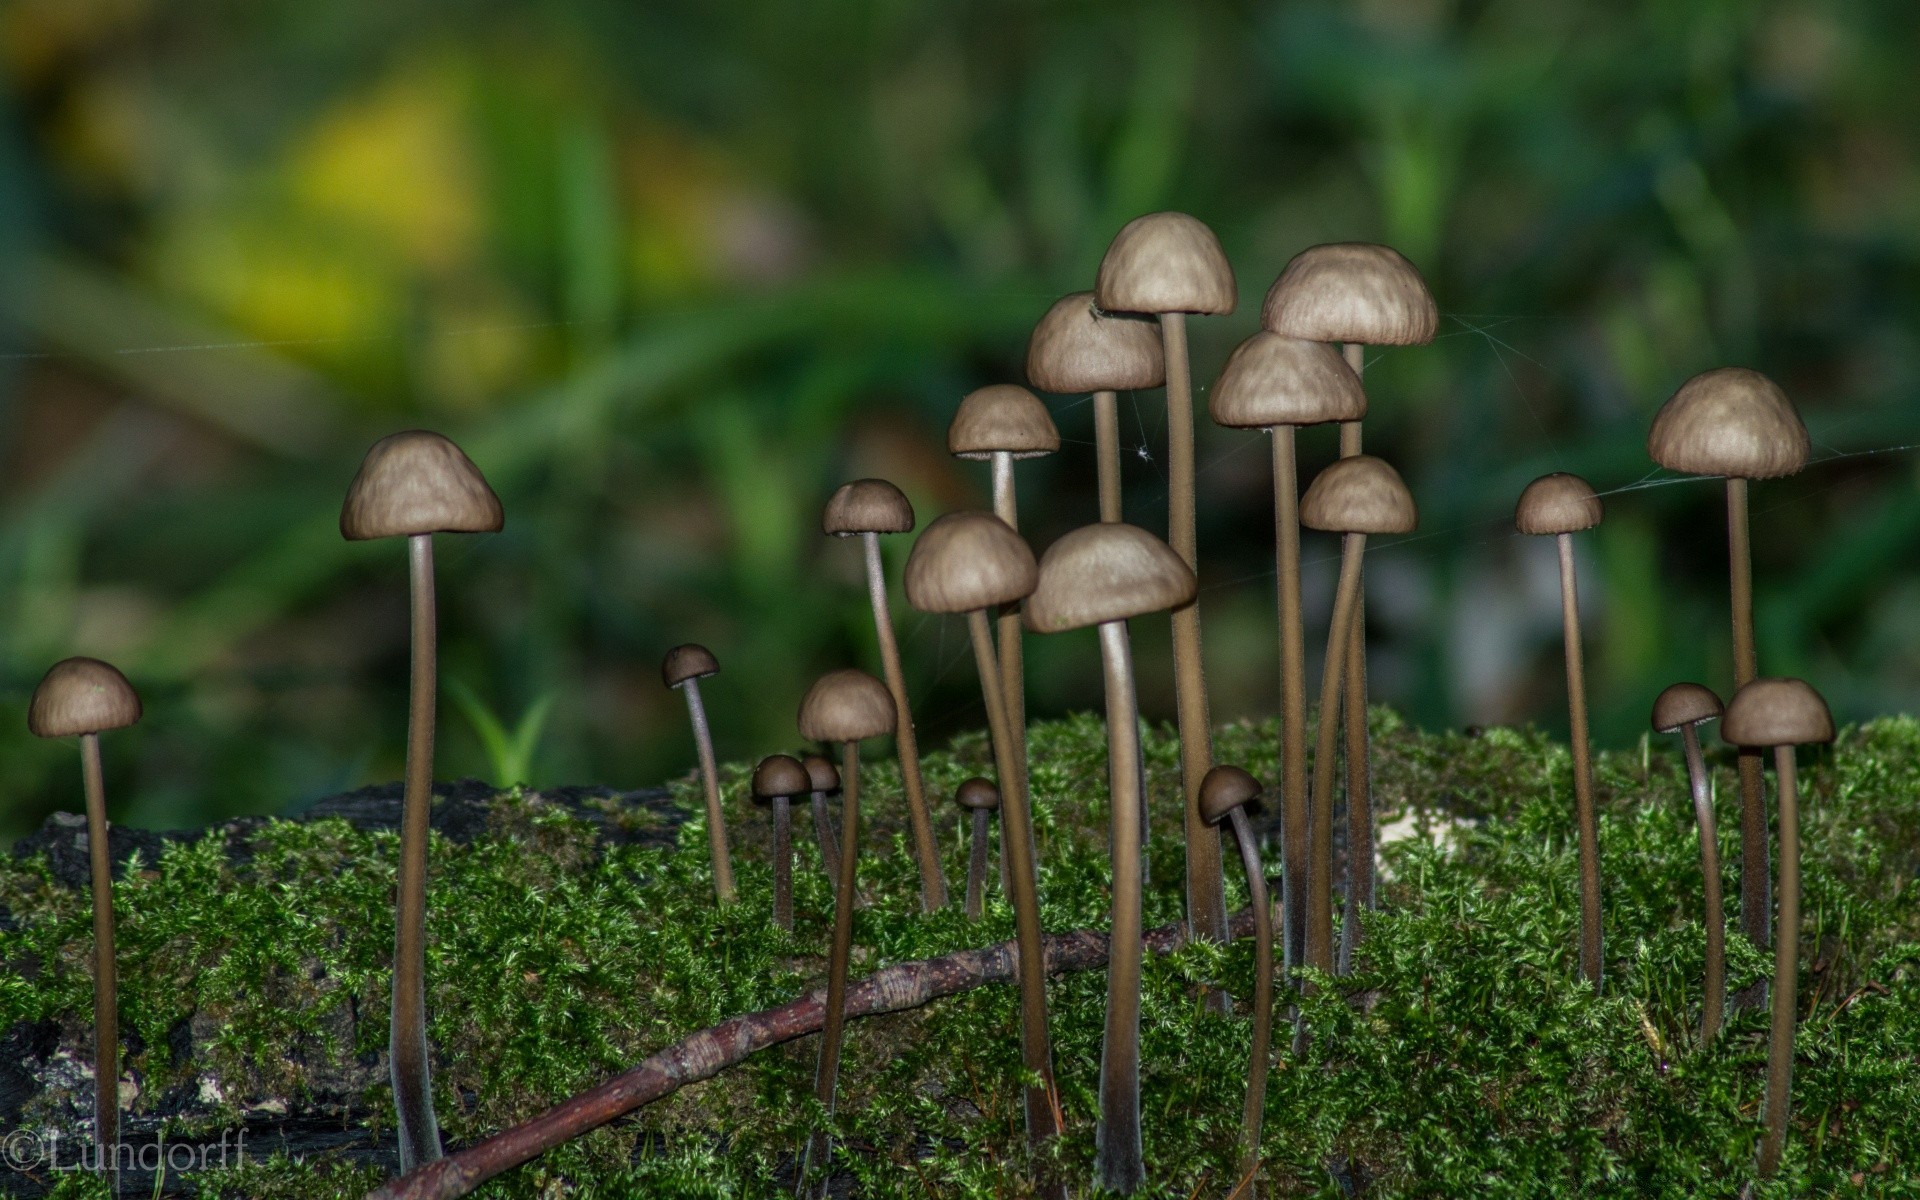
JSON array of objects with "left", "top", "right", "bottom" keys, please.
[{"left": 367, "top": 906, "right": 1267, "bottom": 1200}]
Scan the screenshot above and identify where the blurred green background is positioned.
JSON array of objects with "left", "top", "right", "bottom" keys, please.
[{"left": 4, "top": 0, "right": 1919, "bottom": 837}]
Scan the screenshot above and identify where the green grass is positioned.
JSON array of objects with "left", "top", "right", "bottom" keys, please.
[{"left": 4, "top": 710, "right": 1918, "bottom": 1197}]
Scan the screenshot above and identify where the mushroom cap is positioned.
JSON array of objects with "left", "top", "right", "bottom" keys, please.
[
  {"left": 340, "top": 430, "right": 505, "bottom": 541},
  {"left": 954, "top": 777, "right": 1001, "bottom": 811},
  {"left": 1094, "top": 212, "right": 1237, "bottom": 316},
  {"left": 903, "top": 511, "right": 1038, "bottom": 614},
  {"left": 797, "top": 668, "right": 897, "bottom": 744},
  {"left": 802, "top": 753, "right": 842, "bottom": 794},
  {"left": 1209, "top": 332, "right": 1367, "bottom": 430},
  {"left": 752, "top": 754, "right": 811, "bottom": 801},
  {"left": 1646, "top": 368, "right": 1809, "bottom": 480},
  {"left": 1023, "top": 523, "right": 1196, "bottom": 633},
  {"left": 823, "top": 478, "right": 915, "bottom": 537},
  {"left": 1197, "top": 764, "right": 1263, "bottom": 825},
  {"left": 1514, "top": 473, "right": 1603, "bottom": 535},
  {"left": 948, "top": 385, "right": 1060, "bottom": 461},
  {"left": 1300, "top": 455, "right": 1418, "bottom": 535},
  {"left": 1652, "top": 682, "right": 1723, "bottom": 733},
  {"left": 661, "top": 644, "right": 719, "bottom": 688},
  {"left": 1260, "top": 243, "right": 1438, "bottom": 346},
  {"left": 1025, "top": 292, "right": 1166, "bottom": 394},
  {"left": 1722, "top": 677, "right": 1834, "bottom": 747},
  {"left": 28, "top": 657, "right": 142, "bottom": 738}
]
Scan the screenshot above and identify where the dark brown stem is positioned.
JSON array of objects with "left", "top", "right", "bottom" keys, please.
[
  {"left": 80, "top": 733, "right": 118, "bottom": 1169},
  {"left": 1308, "top": 534, "right": 1366, "bottom": 972},
  {"left": 1337, "top": 343, "right": 1372, "bottom": 977},
  {"left": 861, "top": 532, "right": 945, "bottom": 911},
  {"left": 680, "top": 679, "right": 735, "bottom": 904},
  {"left": 1559, "top": 533, "right": 1603, "bottom": 989},
  {"left": 966, "top": 808, "right": 990, "bottom": 921},
  {"left": 810, "top": 791, "right": 840, "bottom": 881},
  {"left": 798, "top": 743, "right": 862, "bottom": 1193},
  {"left": 1728, "top": 477, "right": 1771, "bottom": 1008},
  {"left": 773, "top": 797, "right": 793, "bottom": 932},
  {"left": 1271, "top": 426, "right": 1307, "bottom": 980},
  {"left": 1679, "top": 725, "right": 1724, "bottom": 1044},
  {"left": 1094, "top": 389, "right": 1123, "bottom": 523},
  {"left": 394, "top": 533, "right": 444, "bottom": 1171},
  {"left": 1758, "top": 744, "right": 1801, "bottom": 1177},
  {"left": 991, "top": 456, "right": 1029, "bottom": 742},
  {"left": 1094, "top": 620, "right": 1146, "bottom": 1192},
  {"left": 1225, "top": 806, "right": 1272, "bottom": 1196}
]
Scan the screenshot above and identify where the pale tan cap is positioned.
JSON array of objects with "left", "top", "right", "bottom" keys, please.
[
  {"left": 28, "top": 657, "right": 142, "bottom": 738},
  {"left": 1515, "top": 473, "right": 1602, "bottom": 535},
  {"left": 1260, "top": 243, "right": 1437, "bottom": 346},
  {"left": 1023, "top": 523, "right": 1196, "bottom": 633},
  {"left": 1647, "top": 368, "right": 1809, "bottom": 480},
  {"left": 1300, "top": 455, "right": 1418, "bottom": 535},
  {"left": 903, "top": 512, "right": 1038, "bottom": 614},
  {"left": 1209, "top": 332, "right": 1367, "bottom": 429},
  {"left": 1025, "top": 292, "right": 1166, "bottom": 394},
  {"left": 1721, "top": 678, "right": 1834, "bottom": 747},
  {"left": 948, "top": 385, "right": 1060, "bottom": 460},
  {"left": 1652, "top": 682, "right": 1722, "bottom": 733},
  {"left": 341, "top": 430, "right": 504, "bottom": 540},
  {"left": 823, "top": 479, "right": 915, "bottom": 536},
  {"left": 1197, "top": 764, "right": 1263, "bottom": 824},
  {"left": 797, "top": 668, "right": 897, "bottom": 743},
  {"left": 1094, "top": 212, "right": 1237, "bottom": 316}
]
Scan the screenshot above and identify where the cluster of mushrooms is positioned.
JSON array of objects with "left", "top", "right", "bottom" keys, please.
[{"left": 26, "top": 214, "right": 1838, "bottom": 1193}]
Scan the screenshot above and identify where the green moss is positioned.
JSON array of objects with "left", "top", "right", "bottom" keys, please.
[{"left": 3, "top": 712, "right": 1918, "bottom": 1197}]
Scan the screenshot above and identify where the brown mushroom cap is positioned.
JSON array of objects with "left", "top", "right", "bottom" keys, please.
[
  {"left": 1025, "top": 292, "right": 1166, "bottom": 394},
  {"left": 662, "top": 644, "right": 719, "bottom": 688},
  {"left": 1652, "top": 682, "right": 1723, "bottom": 733},
  {"left": 1514, "top": 473, "right": 1603, "bottom": 536},
  {"left": 954, "top": 777, "right": 1001, "bottom": 811},
  {"left": 340, "top": 430, "right": 505, "bottom": 541},
  {"left": 1300, "top": 455, "right": 1418, "bottom": 535},
  {"left": 802, "top": 753, "right": 841, "bottom": 794},
  {"left": 1197, "top": 764, "right": 1263, "bottom": 825},
  {"left": 1260, "top": 243, "right": 1438, "bottom": 346},
  {"left": 28, "top": 657, "right": 142, "bottom": 738},
  {"left": 753, "top": 754, "right": 811, "bottom": 802},
  {"left": 1094, "top": 212, "right": 1237, "bottom": 316},
  {"left": 1646, "top": 368, "right": 1809, "bottom": 480},
  {"left": 1023, "top": 523, "right": 1196, "bottom": 634},
  {"left": 1209, "top": 332, "right": 1367, "bottom": 430},
  {"left": 797, "top": 668, "right": 897, "bottom": 744},
  {"left": 903, "top": 511, "right": 1038, "bottom": 614},
  {"left": 948, "top": 385, "right": 1061, "bottom": 461},
  {"left": 1721, "top": 677, "right": 1835, "bottom": 747},
  {"left": 823, "top": 479, "right": 915, "bottom": 537}
]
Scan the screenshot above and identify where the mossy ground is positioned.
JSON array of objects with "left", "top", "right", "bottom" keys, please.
[{"left": 3, "top": 711, "right": 1919, "bottom": 1198}]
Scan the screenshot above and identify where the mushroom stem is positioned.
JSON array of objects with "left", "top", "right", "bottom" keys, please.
[
  {"left": 1680, "top": 725, "right": 1724, "bottom": 1044},
  {"left": 1094, "top": 389, "right": 1123, "bottom": 523},
  {"left": 1224, "top": 804, "right": 1273, "bottom": 1196},
  {"left": 966, "top": 807, "right": 991, "bottom": 921},
  {"left": 860, "top": 531, "right": 945, "bottom": 911},
  {"left": 394, "top": 532, "right": 445, "bottom": 1171},
  {"left": 990, "top": 455, "right": 1031, "bottom": 767},
  {"left": 80, "top": 732, "right": 118, "bottom": 1168},
  {"left": 1557, "top": 532, "right": 1604, "bottom": 988},
  {"left": 1728, "top": 477, "right": 1771, "bottom": 1003},
  {"left": 1308, "top": 533, "right": 1366, "bottom": 973},
  {"left": 809, "top": 790, "right": 840, "bottom": 881},
  {"left": 1758, "top": 743, "right": 1801, "bottom": 1177},
  {"left": 802, "top": 741, "right": 864, "bottom": 1194},
  {"left": 1094, "top": 619, "right": 1147, "bottom": 1193},
  {"left": 680, "top": 678, "right": 736, "bottom": 904},
  {"left": 1336, "top": 343, "right": 1373, "bottom": 976},
  {"left": 773, "top": 797, "right": 793, "bottom": 932},
  {"left": 1270, "top": 426, "right": 1308, "bottom": 980}
]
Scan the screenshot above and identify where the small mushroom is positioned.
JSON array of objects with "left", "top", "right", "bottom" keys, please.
[
  {"left": 28, "top": 657, "right": 141, "bottom": 1168},
  {"left": 1197, "top": 764, "right": 1272, "bottom": 1198},
  {"left": 752, "top": 754, "right": 810, "bottom": 931},
  {"left": 953, "top": 778, "right": 1001, "bottom": 921},
  {"left": 1721, "top": 677, "right": 1833, "bottom": 1177},
  {"left": 801, "top": 753, "right": 842, "bottom": 880},
  {"left": 662, "top": 644, "right": 736, "bottom": 905},
  {"left": 1652, "top": 682, "right": 1727, "bottom": 1044},
  {"left": 1024, "top": 291, "right": 1165, "bottom": 523}
]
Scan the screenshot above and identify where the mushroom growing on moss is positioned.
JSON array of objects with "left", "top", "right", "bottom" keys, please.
[
  {"left": 801, "top": 753, "right": 842, "bottom": 881},
  {"left": 752, "top": 754, "right": 809, "bottom": 931},
  {"left": 662, "top": 644, "right": 736, "bottom": 905},
  {"left": 1197, "top": 764, "right": 1274, "bottom": 1197},
  {"left": 953, "top": 777, "right": 1001, "bottom": 921},
  {"left": 1025, "top": 291, "right": 1165, "bottom": 523},
  {"left": 1652, "top": 682, "right": 1727, "bottom": 1044}
]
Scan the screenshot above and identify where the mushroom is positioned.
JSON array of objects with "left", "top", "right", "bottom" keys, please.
[
  {"left": 662, "top": 644, "right": 736, "bottom": 905},
  {"left": 1095, "top": 211, "right": 1237, "bottom": 956},
  {"left": 341, "top": 429, "right": 503, "bottom": 1171},
  {"left": 793, "top": 667, "right": 897, "bottom": 1191},
  {"left": 953, "top": 777, "right": 1001, "bottom": 921},
  {"left": 1721, "top": 677, "right": 1833, "bottom": 1177},
  {"left": 1648, "top": 367, "right": 1809, "bottom": 1000},
  {"left": 1197, "top": 765, "right": 1274, "bottom": 1197},
  {"left": 1515, "top": 472, "right": 1606, "bottom": 988},
  {"left": 822, "top": 478, "right": 946, "bottom": 911},
  {"left": 752, "top": 754, "right": 810, "bottom": 931},
  {"left": 1652, "top": 682, "right": 1727, "bottom": 1044},
  {"left": 801, "top": 753, "right": 842, "bottom": 881},
  {"left": 1210, "top": 331, "right": 1367, "bottom": 977},
  {"left": 1024, "top": 521, "right": 1197, "bottom": 1194},
  {"left": 1024, "top": 291, "right": 1166, "bottom": 523},
  {"left": 1298, "top": 455, "right": 1417, "bottom": 974},
  {"left": 27, "top": 657, "right": 141, "bottom": 1167}
]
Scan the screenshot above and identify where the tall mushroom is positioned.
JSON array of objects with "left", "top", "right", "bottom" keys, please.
[
  {"left": 662, "top": 644, "right": 736, "bottom": 905},
  {"left": 1210, "top": 331, "right": 1367, "bottom": 977},
  {"left": 1197, "top": 764, "right": 1273, "bottom": 1197},
  {"left": 1298, "top": 455, "right": 1417, "bottom": 973},
  {"left": 1721, "top": 677, "right": 1833, "bottom": 1177},
  {"left": 1515, "top": 472, "right": 1606, "bottom": 988},
  {"left": 801, "top": 753, "right": 842, "bottom": 881},
  {"left": 752, "top": 754, "right": 809, "bottom": 932},
  {"left": 1095, "top": 211, "right": 1237, "bottom": 954},
  {"left": 822, "top": 479, "right": 946, "bottom": 911},
  {"left": 341, "top": 429, "right": 503, "bottom": 1171},
  {"left": 1024, "top": 521, "right": 1196, "bottom": 1194},
  {"left": 27, "top": 657, "right": 141, "bottom": 1168},
  {"left": 1648, "top": 367, "right": 1809, "bottom": 1005},
  {"left": 953, "top": 777, "right": 1001, "bottom": 921},
  {"left": 1024, "top": 291, "right": 1166, "bottom": 524},
  {"left": 1652, "top": 682, "right": 1727, "bottom": 1045}
]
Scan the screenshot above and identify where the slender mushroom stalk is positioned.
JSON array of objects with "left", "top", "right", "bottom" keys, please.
[
  {"left": 342, "top": 430, "right": 503, "bottom": 1172},
  {"left": 1025, "top": 521, "right": 1197, "bottom": 1194},
  {"left": 1653, "top": 682, "right": 1727, "bottom": 1044},
  {"left": 954, "top": 778, "right": 1002, "bottom": 921},
  {"left": 753, "top": 756, "right": 810, "bottom": 932},
  {"left": 1516, "top": 474, "right": 1606, "bottom": 987},
  {"left": 801, "top": 754, "right": 842, "bottom": 881},
  {"left": 1721, "top": 677, "right": 1833, "bottom": 1177},
  {"left": 28, "top": 658, "right": 141, "bottom": 1173},
  {"left": 1025, "top": 291, "right": 1166, "bottom": 525},
  {"left": 1197, "top": 765, "right": 1272, "bottom": 1197},
  {"left": 822, "top": 479, "right": 945, "bottom": 910},
  {"left": 662, "top": 645, "right": 736, "bottom": 904},
  {"left": 1648, "top": 367, "right": 1809, "bottom": 1006}
]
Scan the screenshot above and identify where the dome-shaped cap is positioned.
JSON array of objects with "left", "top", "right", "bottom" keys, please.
[
  {"left": 954, "top": 777, "right": 1001, "bottom": 811},
  {"left": 1197, "top": 764, "right": 1263, "bottom": 825},
  {"left": 802, "top": 753, "right": 841, "bottom": 794},
  {"left": 1652, "top": 682, "right": 1723, "bottom": 733},
  {"left": 341, "top": 430, "right": 505, "bottom": 541},
  {"left": 1094, "top": 212, "right": 1237, "bottom": 316},
  {"left": 1209, "top": 332, "right": 1367, "bottom": 430},
  {"left": 753, "top": 754, "right": 811, "bottom": 801},
  {"left": 28, "top": 657, "right": 142, "bottom": 738},
  {"left": 948, "top": 385, "right": 1060, "bottom": 461},
  {"left": 1300, "top": 455, "right": 1418, "bottom": 535},
  {"left": 903, "top": 512, "right": 1038, "bottom": 614},
  {"left": 1647, "top": 368, "right": 1809, "bottom": 480},
  {"left": 662, "top": 644, "right": 719, "bottom": 688},
  {"left": 823, "top": 479, "right": 915, "bottom": 537},
  {"left": 1515, "top": 473, "right": 1603, "bottom": 535},
  {"left": 797, "top": 668, "right": 896, "bottom": 743},
  {"left": 1722, "top": 677, "right": 1834, "bottom": 747},
  {"left": 1260, "top": 243, "right": 1438, "bottom": 346},
  {"left": 1025, "top": 292, "right": 1166, "bottom": 395},
  {"left": 1024, "top": 523, "right": 1196, "bottom": 633}
]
